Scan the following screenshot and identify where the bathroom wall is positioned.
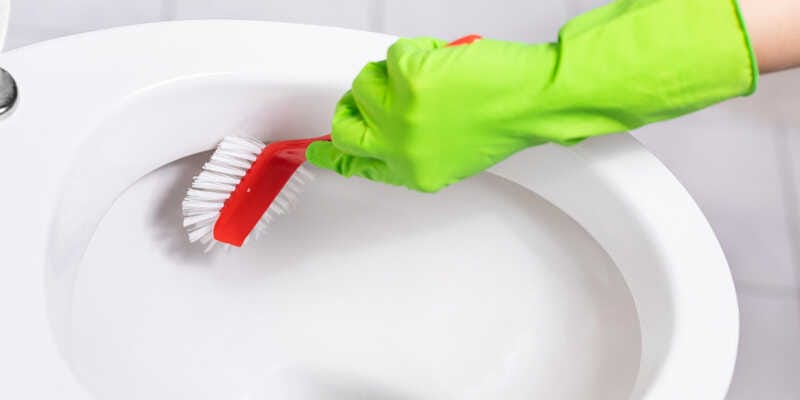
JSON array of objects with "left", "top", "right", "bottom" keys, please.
[{"left": 5, "top": 0, "right": 800, "bottom": 398}]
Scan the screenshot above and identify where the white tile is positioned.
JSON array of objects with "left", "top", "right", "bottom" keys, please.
[
  {"left": 6, "top": 0, "right": 164, "bottom": 37},
  {"left": 727, "top": 291, "right": 800, "bottom": 399},
  {"left": 3, "top": 26, "right": 54, "bottom": 49},
  {"left": 631, "top": 72, "right": 799, "bottom": 289},
  {"left": 382, "top": 0, "right": 568, "bottom": 42},
  {"left": 174, "top": 0, "right": 373, "bottom": 31}
]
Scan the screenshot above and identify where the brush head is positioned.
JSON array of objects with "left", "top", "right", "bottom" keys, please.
[{"left": 182, "top": 136, "right": 314, "bottom": 252}]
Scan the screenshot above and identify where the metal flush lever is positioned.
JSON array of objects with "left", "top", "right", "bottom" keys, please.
[{"left": 0, "top": 66, "right": 15, "bottom": 116}]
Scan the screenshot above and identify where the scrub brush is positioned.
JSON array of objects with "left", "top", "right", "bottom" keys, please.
[
  {"left": 182, "top": 134, "right": 330, "bottom": 251},
  {"left": 181, "top": 35, "right": 482, "bottom": 251}
]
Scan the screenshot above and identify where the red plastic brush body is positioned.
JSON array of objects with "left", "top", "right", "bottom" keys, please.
[{"left": 213, "top": 134, "right": 330, "bottom": 246}]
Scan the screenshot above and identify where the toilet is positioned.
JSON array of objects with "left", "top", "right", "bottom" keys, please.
[{"left": 0, "top": 21, "right": 738, "bottom": 399}]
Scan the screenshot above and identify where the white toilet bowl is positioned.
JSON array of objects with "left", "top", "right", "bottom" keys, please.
[{"left": 0, "top": 22, "right": 737, "bottom": 399}]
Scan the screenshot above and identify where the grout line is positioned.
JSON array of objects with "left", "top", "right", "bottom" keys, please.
[
  {"left": 367, "top": 0, "right": 385, "bottom": 33},
  {"left": 779, "top": 125, "right": 800, "bottom": 288},
  {"left": 161, "top": 0, "right": 178, "bottom": 21},
  {"left": 774, "top": 123, "right": 800, "bottom": 301}
]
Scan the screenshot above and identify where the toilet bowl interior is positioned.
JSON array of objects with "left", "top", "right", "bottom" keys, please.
[{"left": 45, "top": 73, "right": 641, "bottom": 399}]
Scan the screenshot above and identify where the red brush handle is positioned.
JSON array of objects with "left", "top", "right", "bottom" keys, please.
[
  {"left": 213, "top": 134, "right": 331, "bottom": 246},
  {"left": 213, "top": 35, "right": 481, "bottom": 246}
]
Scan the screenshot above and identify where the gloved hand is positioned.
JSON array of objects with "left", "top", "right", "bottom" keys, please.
[{"left": 307, "top": 0, "right": 758, "bottom": 192}]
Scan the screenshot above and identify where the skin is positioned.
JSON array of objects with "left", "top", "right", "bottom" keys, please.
[{"left": 739, "top": 0, "right": 800, "bottom": 73}]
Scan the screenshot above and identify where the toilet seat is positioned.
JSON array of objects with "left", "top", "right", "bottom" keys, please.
[{"left": 0, "top": 21, "right": 737, "bottom": 399}]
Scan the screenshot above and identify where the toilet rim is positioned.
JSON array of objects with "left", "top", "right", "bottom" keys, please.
[{"left": 0, "top": 21, "right": 737, "bottom": 399}]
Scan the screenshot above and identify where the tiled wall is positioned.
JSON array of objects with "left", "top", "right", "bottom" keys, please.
[
  {"left": 635, "top": 70, "right": 800, "bottom": 400},
  {"left": 5, "top": 0, "right": 800, "bottom": 398}
]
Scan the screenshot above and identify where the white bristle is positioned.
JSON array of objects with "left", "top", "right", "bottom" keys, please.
[
  {"left": 191, "top": 181, "right": 237, "bottom": 192},
  {"left": 219, "top": 149, "right": 258, "bottom": 162},
  {"left": 181, "top": 135, "right": 315, "bottom": 253},
  {"left": 196, "top": 171, "right": 241, "bottom": 185},
  {"left": 182, "top": 200, "right": 224, "bottom": 213},
  {"left": 199, "top": 232, "right": 215, "bottom": 245},
  {"left": 183, "top": 212, "right": 219, "bottom": 228},
  {"left": 295, "top": 166, "right": 314, "bottom": 181},
  {"left": 203, "top": 163, "right": 247, "bottom": 177},
  {"left": 270, "top": 203, "right": 285, "bottom": 215},
  {"left": 285, "top": 180, "right": 303, "bottom": 194},
  {"left": 274, "top": 196, "right": 291, "bottom": 211},
  {"left": 210, "top": 153, "right": 254, "bottom": 169},
  {"left": 280, "top": 187, "right": 299, "bottom": 202},
  {"left": 186, "top": 189, "right": 232, "bottom": 201},
  {"left": 222, "top": 136, "right": 265, "bottom": 152},
  {"left": 188, "top": 223, "right": 213, "bottom": 243}
]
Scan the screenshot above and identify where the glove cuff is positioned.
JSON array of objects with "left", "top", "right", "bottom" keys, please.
[{"left": 536, "top": 0, "right": 759, "bottom": 144}]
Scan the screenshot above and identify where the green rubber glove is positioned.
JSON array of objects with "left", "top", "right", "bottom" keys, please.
[{"left": 307, "top": 0, "right": 758, "bottom": 192}]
